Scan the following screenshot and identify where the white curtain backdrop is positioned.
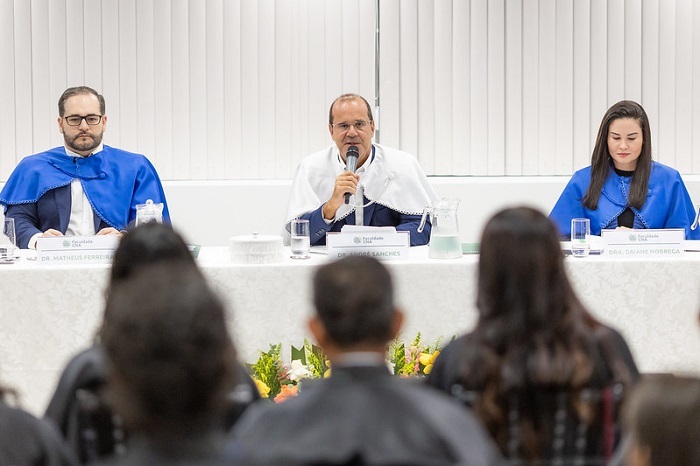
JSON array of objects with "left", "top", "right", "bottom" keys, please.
[{"left": 1, "top": 0, "right": 699, "bottom": 181}]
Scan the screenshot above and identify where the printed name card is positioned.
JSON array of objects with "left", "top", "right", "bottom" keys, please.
[
  {"left": 601, "top": 229, "right": 685, "bottom": 257},
  {"left": 326, "top": 226, "right": 410, "bottom": 260},
  {"left": 37, "top": 235, "right": 120, "bottom": 264}
]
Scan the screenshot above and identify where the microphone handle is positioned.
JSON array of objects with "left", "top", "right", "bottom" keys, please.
[{"left": 344, "top": 151, "right": 358, "bottom": 205}]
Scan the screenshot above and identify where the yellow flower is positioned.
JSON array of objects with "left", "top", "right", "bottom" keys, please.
[
  {"left": 418, "top": 352, "right": 433, "bottom": 366},
  {"left": 253, "top": 377, "right": 270, "bottom": 398},
  {"left": 419, "top": 350, "right": 440, "bottom": 375}
]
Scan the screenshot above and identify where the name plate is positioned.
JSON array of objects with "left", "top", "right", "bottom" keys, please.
[
  {"left": 37, "top": 235, "right": 120, "bottom": 264},
  {"left": 326, "top": 227, "right": 410, "bottom": 260},
  {"left": 601, "top": 229, "right": 685, "bottom": 257}
]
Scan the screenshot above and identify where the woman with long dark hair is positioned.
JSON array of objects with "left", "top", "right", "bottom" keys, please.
[
  {"left": 549, "top": 100, "right": 699, "bottom": 239},
  {"left": 427, "top": 206, "right": 638, "bottom": 464}
]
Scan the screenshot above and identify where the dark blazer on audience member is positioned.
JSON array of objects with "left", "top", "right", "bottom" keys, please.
[
  {"left": 45, "top": 345, "right": 107, "bottom": 437},
  {"left": 0, "top": 398, "right": 76, "bottom": 465},
  {"left": 232, "top": 363, "right": 502, "bottom": 466},
  {"left": 44, "top": 344, "right": 260, "bottom": 463},
  {"left": 95, "top": 434, "right": 244, "bottom": 466},
  {"left": 590, "top": 324, "right": 640, "bottom": 383}
]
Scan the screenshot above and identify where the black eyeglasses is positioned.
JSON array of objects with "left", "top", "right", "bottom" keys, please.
[{"left": 63, "top": 115, "right": 103, "bottom": 126}]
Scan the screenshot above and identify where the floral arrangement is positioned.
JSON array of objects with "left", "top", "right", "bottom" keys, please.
[
  {"left": 388, "top": 332, "right": 445, "bottom": 377},
  {"left": 247, "top": 333, "right": 449, "bottom": 402},
  {"left": 247, "top": 339, "right": 329, "bottom": 402}
]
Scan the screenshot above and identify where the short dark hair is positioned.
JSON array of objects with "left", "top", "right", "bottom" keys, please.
[
  {"left": 101, "top": 264, "right": 237, "bottom": 437},
  {"left": 328, "top": 93, "right": 374, "bottom": 125},
  {"left": 313, "top": 256, "right": 394, "bottom": 347},
  {"left": 58, "top": 86, "right": 106, "bottom": 116},
  {"left": 110, "top": 222, "right": 195, "bottom": 286},
  {"left": 624, "top": 374, "right": 700, "bottom": 466}
]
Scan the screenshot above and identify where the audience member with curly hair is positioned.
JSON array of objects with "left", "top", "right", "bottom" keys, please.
[
  {"left": 44, "top": 223, "right": 257, "bottom": 463},
  {"left": 99, "top": 263, "right": 243, "bottom": 464}
]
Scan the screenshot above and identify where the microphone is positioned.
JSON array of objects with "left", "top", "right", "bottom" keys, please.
[{"left": 344, "top": 145, "right": 359, "bottom": 204}]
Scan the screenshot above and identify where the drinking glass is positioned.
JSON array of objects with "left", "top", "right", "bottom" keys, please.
[
  {"left": 1, "top": 218, "right": 17, "bottom": 263},
  {"left": 571, "top": 218, "right": 591, "bottom": 257},
  {"left": 290, "top": 219, "right": 311, "bottom": 259}
]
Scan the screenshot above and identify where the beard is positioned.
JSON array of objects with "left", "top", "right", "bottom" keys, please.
[{"left": 64, "top": 130, "right": 103, "bottom": 154}]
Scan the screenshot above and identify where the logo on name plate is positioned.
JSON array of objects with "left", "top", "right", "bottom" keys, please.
[
  {"left": 63, "top": 240, "right": 71, "bottom": 247},
  {"left": 353, "top": 237, "right": 362, "bottom": 244},
  {"left": 627, "top": 232, "right": 659, "bottom": 243}
]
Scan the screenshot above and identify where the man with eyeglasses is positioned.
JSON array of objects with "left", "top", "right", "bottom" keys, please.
[
  {"left": 0, "top": 86, "right": 170, "bottom": 249},
  {"left": 284, "top": 93, "right": 438, "bottom": 246}
]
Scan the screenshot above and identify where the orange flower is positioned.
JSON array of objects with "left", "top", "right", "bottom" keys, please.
[{"left": 274, "top": 384, "right": 298, "bottom": 403}]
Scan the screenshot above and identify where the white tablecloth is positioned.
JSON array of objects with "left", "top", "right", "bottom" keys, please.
[{"left": 2, "top": 246, "right": 700, "bottom": 415}]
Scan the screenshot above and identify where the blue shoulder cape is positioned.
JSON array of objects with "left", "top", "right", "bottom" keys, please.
[
  {"left": 0, "top": 145, "right": 170, "bottom": 229},
  {"left": 549, "top": 161, "right": 699, "bottom": 239}
]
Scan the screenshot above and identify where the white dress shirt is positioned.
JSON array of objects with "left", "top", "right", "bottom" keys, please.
[{"left": 28, "top": 144, "right": 103, "bottom": 249}]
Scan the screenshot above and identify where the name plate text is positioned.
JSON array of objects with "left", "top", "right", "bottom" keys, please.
[
  {"left": 601, "top": 229, "right": 685, "bottom": 257},
  {"left": 37, "top": 235, "right": 120, "bottom": 264},
  {"left": 326, "top": 228, "right": 410, "bottom": 260}
]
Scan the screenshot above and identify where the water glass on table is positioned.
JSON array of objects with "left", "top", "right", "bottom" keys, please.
[
  {"left": 570, "top": 218, "right": 591, "bottom": 257},
  {"left": 1, "top": 218, "right": 17, "bottom": 264},
  {"left": 290, "top": 219, "right": 311, "bottom": 259}
]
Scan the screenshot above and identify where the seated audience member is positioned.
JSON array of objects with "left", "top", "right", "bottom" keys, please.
[
  {"left": 233, "top": 256, "right": 501, "bottom": 465},
  {"left": 549, "top": 100, "right": 699, "bottom": 239},
  {"left": 622, "top": 374, "right": 700, "bottom": 466},
  {"left": 0, "top": 86, "right": 170, "bottom": 249},
  {"left": 0, "top": 382, "right": 76, "bottom": 465},
  {"left": 99, "top": 264, "right": 243, "bottom": 465},
  {"left": 427, "top": 206, "right": 638, "bottom": 464},
  {"left": 44, "top": 223, "right": 258, "bottom": 463},
  {"left": 284, "top": 93, "right": 438, "bottom": 246}
]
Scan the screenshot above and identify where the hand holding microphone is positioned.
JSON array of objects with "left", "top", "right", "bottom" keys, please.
[
  {"left": 344, "top": 145, "right": 359, "bottom": 204},
  {"left": 321, "top": 146, "right": 361, "bottom": 220}
]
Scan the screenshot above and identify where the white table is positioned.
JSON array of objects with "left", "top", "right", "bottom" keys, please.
[{"left": 2, "top": 246, "right": 700, "bottom": 415}]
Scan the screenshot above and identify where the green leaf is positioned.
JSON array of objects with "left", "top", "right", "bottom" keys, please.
[
  {"left": 388, "top": 339, "right": 406, "bottom": 375},
  {"left": 304, "top": 339, "right": 328, "bottom": 378},
  {"left": 411, "top": 332, "right": 422, "bottom": 348},
  {"left": 249, "top": 343, "right": 283, "bottom": 398},
  {"left": 291, "top": 345, "right": 306, "bottom": 365}
]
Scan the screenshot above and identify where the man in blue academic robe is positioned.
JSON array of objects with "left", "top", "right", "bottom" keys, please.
[{"left": 0, "top": 86, "right": 170, "bottom": 249}]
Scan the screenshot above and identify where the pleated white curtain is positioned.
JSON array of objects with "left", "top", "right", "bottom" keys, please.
[
  {"left": 1, "top": 0, "right": 699, "bottom": 180},
  {"left": 379, "top": 0, "right": 700, "bottom": 176}
]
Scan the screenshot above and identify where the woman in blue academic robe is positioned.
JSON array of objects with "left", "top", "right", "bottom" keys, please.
[{"left": 549, "top": 100, "right": 699, "bottom": 240}]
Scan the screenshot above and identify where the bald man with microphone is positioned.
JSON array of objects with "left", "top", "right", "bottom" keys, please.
[{"left": 283, "top": 93, "right": 438, "bottom": 247}]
